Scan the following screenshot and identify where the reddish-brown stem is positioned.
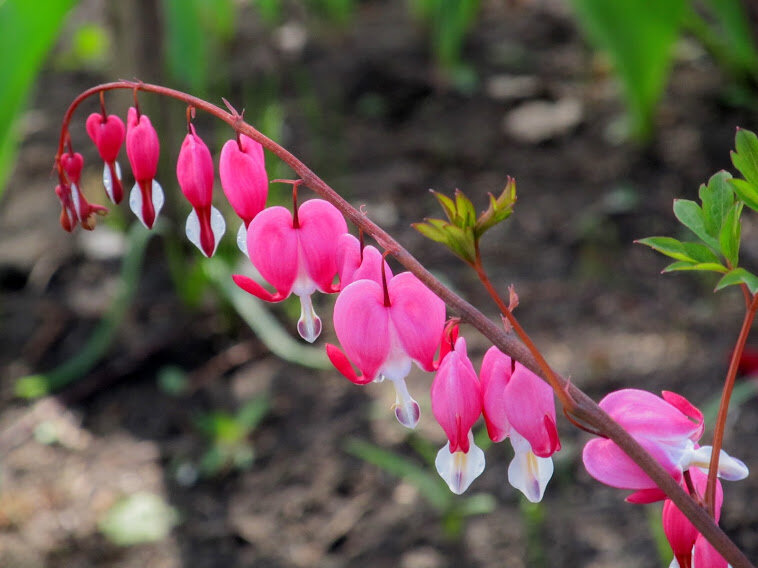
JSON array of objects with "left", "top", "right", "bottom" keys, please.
[
  {"left": 705, "top": 293, "right": 758, "bottom": 516},
  {"left": 56, "top": 81, "right": 754, "bottom": 568},
  {"left": 471, "top": 246, "right": 575, "bottom": 412}
]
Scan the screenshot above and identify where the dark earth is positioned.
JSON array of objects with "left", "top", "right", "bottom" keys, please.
[{"left": 2, "top": 1, "right": 758, "bottom": 566}]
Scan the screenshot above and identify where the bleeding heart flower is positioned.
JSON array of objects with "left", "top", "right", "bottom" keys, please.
[
  {"left": 177, "top": 124, "right": 225, "bottom": 257},
  {"left": 336, "top": 233, "right": 391, "bottom": 288},
  {"left": 233, "top": 198, "right": 347, "bottom": 342},
  {"left": 126, "top": 106, "right": 163, "bottom": 228},
  {"left": 431, "top": 334, "right": 485, "bottom": 494},
  {"left": 480, "top": 346, "right": 560, "bottom": 502},
  {"left": 582, "top": 389, "right": 748, "bottom": 503},
  {"left": 327, "top": 270, "right": 446, "bottom": 428},
  {"left": 219, "top": 134, "right": 268, "bottom": 254},
  {"left": 56, "top": 151, "right": 107, "bottom": 232},
  {"left": 85, "top": 111, "right": 125, "bottom": 203},
  {"left": 663, "top": 468, "right": 727, "bottom": 568}
]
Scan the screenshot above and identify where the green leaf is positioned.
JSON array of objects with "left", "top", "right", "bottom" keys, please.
[
  {"left": 454, "top": 189, "right": 477, "bottom": 227},
  {"left": 732, "top": 128, "right": 758, "bottom": 188},
  {"left": 729, "top": 177, "right": 758, "bottom": 212},
  {"left": 699, "top": 170, "right": 734, "bottom": 238},
  {"left": 673, "top": 199, "right": 720, "bottom": 251},
  {"left": 637, "top": 236, "right": 699, "bottom": 262},
  {"left": 568, "top": 0, "right": 686, "bottom": 140},
  {"left": 0, "top": 0, "right": 76, "bottom": 196},
  {"left": 475, "top": 178, "right": 517, "bottom": 237},
  {"left": 680, "top": 242, "right": 721, "bottom": 264},
  {"left": 432, "top": 191, "right": 457, "bottom": 223},
  {"left": 413, "top": 220, "right": 452, "bottom": 246},
  {"left": 662, "top": 261, "right": 728, "bottom": 273},
  {"left": 719, "top": 201, "right": 743, "bottom": 267},
  {"left": 715, "top": 268, "right": 758, "bottom": 294},
  {"left": 700, "top": 0, "right": 758, "bottom": 79}
]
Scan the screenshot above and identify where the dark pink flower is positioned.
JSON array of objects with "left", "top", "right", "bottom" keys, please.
[
  {"left": 327, "top": 270, "right": 445, "bottom": 428},
  {"left": 126, "top": 107, "right": 163, "bottom": 228},
  {"left": 56, "top": 151, "right": 107, "bottom": 232},
  {"left": 233, "top": 199, "right": 347, "bottom": 342},
  {"left": 219, "top": 134, "right": 268, "bottom": 253},
  {"left": 430, "top": 335, "right": 485, "bottom": 493},
  {"left": 480, "top": 346, "right": 560, "bottom": 502},
  {"left": 582, "top": 389, "right": 747, "bottom": 502},
  {"left": 177, "top": 124, "right": 225, "bottom": 257},
  {"left": 85, "top": 112, "right": 125, "bottom": 203}
]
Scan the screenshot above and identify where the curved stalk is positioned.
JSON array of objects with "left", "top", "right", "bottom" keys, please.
[{"left": 56, "top": 81, "right": 754, "bottom": 568}]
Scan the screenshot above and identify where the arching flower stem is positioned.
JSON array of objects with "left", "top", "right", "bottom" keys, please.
[{"left": 55, "top": 81, "right": 753, "bottom": 568}]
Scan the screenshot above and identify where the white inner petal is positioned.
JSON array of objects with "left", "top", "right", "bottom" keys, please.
[
  {"left": 687, "top": 445, "right": 749, "bottom": 482},
  {"left": 296, "top": 293, "right": 322, "bottom": 343},
  {"left": 434, "top": 433, "right": 485, "bottom": 495},
  {"left": 237, "top": 222, "right": 249, "bottom": 256},
  {"left": 103, "top": 163, "right": 114, "bottom": 202},
  {"left": 390, "top": 377, "right": 419, "bottom": 429},
  {"left": 508, "top": 430, "right": 554, "bottom": 503}
]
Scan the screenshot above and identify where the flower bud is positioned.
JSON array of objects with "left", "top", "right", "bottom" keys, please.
[
  {"left": 126, "top": 106, "right": 163, "bottom": 228},
  {"left": 86, "top": 112, "right": 125, "bottom": 203}
]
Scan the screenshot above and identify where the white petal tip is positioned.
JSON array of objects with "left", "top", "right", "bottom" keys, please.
[
  {"left": 435, "top": 438, "right": 485, "bottom": 495},
  {"left": 297, "top": 294, "right": 322, "bottom": 342},
  {"left": 185, "top": 206, "right": 226, "bottom": 257},
  {"left": 394, "top": 399, "right": 420, "bottom": 429},
  {"left": 237, "top": 222, "right": 249, "bottom": 256},
  {"left": 508, "top": 433, "right": 554, "bottom": 503}
]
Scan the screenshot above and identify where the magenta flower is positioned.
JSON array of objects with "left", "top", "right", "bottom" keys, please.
[
  {"left": 56, "top": 151, "right": 107, "bottom": 232},
  {"left": 480, "top": 346, "right": 560, "bottom": 502},
  {"left": 431, "top": 335, "right": 485, "bottom": 494},
  {"left": 219, "top": 134, "right": 268, "bottom": 254},
  {"left": 177, "top": 124, "right": 225, "bottom": 257},
  {"left": 582, "top": 389, "right": 748, "bottom": 502},
  {"left": 327, "top": 271, "right": 446, "bottom": 428},
  {"left": 663, "top": 468, "right": 726, "bottom": 568},
  {"left": 233, "top": 198, "right": 347, "bottom": 342},
  {"left": 85, "top": 111, "right": 125, "bottom": 203},
  {"left": 126, "top": 107, "right": 163, "bottom": 228},
  {"left": 335, "top": 233, "right": 390, "bottom": 288}
]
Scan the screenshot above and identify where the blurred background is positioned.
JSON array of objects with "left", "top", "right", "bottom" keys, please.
[{"left": 2, "top": 0, "right": 758, "bottom": 566}]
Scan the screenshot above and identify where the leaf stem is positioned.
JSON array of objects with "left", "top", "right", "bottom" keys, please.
[{"left": 705, "top": 293, "right": 758, "bottom": 515}]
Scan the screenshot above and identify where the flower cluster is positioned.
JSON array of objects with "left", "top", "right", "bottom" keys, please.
[{"left": 57, "top": 94, "right": 567, "bottom": 500}]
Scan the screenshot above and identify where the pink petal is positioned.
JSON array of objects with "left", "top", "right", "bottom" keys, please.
[
  {"left": 247, "top": 206, "right": 299, "bottom": 298},
  {"left": 326, "top": 344, "right": 372, "bottom": 385},
  {"left": 232, "top": 274, "right": 286, "bottom": 302},
  {"left": 599, "top": 389, "right": 702, "bottom": 442},
  {"left": 388, "top": 272, "right": 446, "bottom": 372},
  {"left": 86, "top": 112, "right": 125, "bottom": 162},
  {"left": 177, "top": 125, "right": 214, "bottom": 209},
  {"left": 297, "top": 199, "right": 348, "bottom": 292},
  {"left": 582, "top": 437, "right": 681, "bottom": 491},
  {"left": 503, "top": 363, "right": 559, "bottom": 457},
  {"left": 333, "top": 279, "right": 390, "bottom": 381},
  {"left": 336, "top": 233, "right": 389, "bottom": 288},
  {"left": 430, "top": 337, "right": 482, "bottom": 453},
  {"left": 126, "top": 107, "right": 160, "bottom": 182},
  {"left": 626, "top": 488, "right": 667, "bottom": 504},
  {"left": 479, "top": 346, "right": 512, "bottom": 443},
  {"left": 219, "top": 137, "right": 268, "bottom": 223},
  {"left": 693, "top": 534, "right": 728, "bottom": 568}
]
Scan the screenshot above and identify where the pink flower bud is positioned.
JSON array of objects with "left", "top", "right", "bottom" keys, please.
[
  {"left": 219, "top": 134, "right": 268, "bottom": 253},
  {"left": 55, "top": 152, "right": 107, "bottom": 232},
  {"left": 177, "top": 124, "right": 225, "bottom": 257},
  {"left": 126, "top": 107, "right": 163, "bottom": 228},
  {"left": 86, "top": 112, "right": 125, "bottom": 203},
  {"left": 60, "top": 151, "right": 84, "bottom": 185}
]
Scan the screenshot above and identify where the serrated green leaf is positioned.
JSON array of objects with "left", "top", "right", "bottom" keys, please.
[
  {"left": 454, "top": 189, "right": 477, "bottom": 227},
  {"left": 729, "top": 178, "right": 758, "bottom": 212},
  {"left": 432, "top": 191, "right": 457, "bottom": 223},
  {"left": 699, "top": 170, "right": 734, "bottom": 238},
  {"left": 732, "top": 128, "right": 758, "bottom": 188},
  {"left": 715, "top": 268, "right": 758, "bottom": 294},
  {"left": 719, "top": 201, "right": 742, "bottom": 267},
  {"left": 662, "top": 261, "right": 728, "bottom": 273},
  {"left": 673, "top": 199, "right": 720, "bottom": 251}
]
